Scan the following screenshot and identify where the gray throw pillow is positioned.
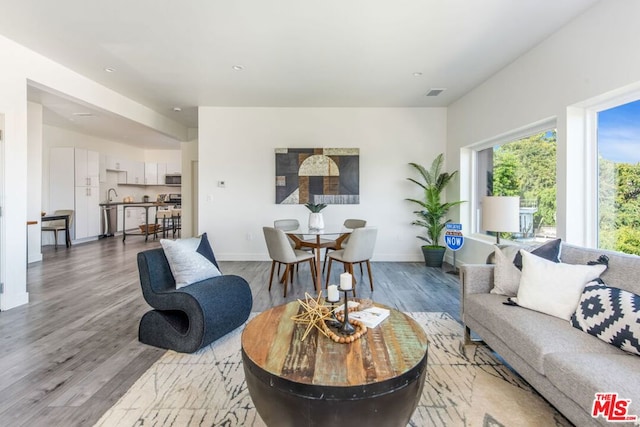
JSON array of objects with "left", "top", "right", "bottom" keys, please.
[{"left": 513, "top": 238, "right": 562, "bottom": 270}]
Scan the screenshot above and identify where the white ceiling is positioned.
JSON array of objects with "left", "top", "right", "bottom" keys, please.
[{"left": 3, "top": 0, "right": 599, "bottom": 148}]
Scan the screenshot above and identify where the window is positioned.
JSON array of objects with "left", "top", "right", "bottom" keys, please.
[
  {"left": 476, "top": 129, "right": 557, "bottom": 243},
  {"left": 597, "top": 99, "right": 640, "bottom": 255}
]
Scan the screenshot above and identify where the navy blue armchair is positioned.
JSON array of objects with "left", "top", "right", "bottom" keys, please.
[{"left": 137, "top": 248, "right": 252, "bottom": 353}]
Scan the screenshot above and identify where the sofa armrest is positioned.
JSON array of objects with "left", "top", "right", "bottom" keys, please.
[
  {"left": 460, "top": 264, "right": 495, "bottom": 344},
  {"left": 460, "top": 264, "right": 495, "bottom": 295}
]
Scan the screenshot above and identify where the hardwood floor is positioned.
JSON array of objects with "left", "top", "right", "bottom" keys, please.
[{"left": 0, "top": 237, "right": 461, "bottom": 426}]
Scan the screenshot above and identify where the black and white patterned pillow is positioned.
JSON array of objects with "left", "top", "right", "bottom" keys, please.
[{"left": 571, "top": 280, "right": 640, "bottom": 356}]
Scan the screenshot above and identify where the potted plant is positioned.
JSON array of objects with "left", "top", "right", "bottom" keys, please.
[
  {"left": 406, "top": 153, "right": 464, "bottom": 267},
  {"left": 305, "top": 202, "right": 327, "bottom": 230}
]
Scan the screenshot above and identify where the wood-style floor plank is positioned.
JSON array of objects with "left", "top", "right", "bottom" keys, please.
[{"left": 0, "top": 237, "right": 461, "bottom": 426}]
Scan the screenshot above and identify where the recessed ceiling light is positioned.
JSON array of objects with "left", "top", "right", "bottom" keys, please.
[
  {"left": 413, "top": 72, "right": 423, "bottom": 77},
  {"left": 232, "top": 65, "right": 245, "bottom": 71},
  {"left": 104, "top": 67, "right": 116, "bottom": 73},
  {"left": 172, "top": 107, "right": 182, "bottom": 112},
  {"left": 425, "top": 88, "right": 446, "bottom": 97}
]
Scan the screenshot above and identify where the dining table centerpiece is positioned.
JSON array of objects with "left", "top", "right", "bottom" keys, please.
[{"left": 305, "top": 202, "right": 327, "bottom": 230}]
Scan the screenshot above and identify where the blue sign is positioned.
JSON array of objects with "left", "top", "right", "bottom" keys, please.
[{"left": 444, "top": 223, "right": 464, "bottom": 251}]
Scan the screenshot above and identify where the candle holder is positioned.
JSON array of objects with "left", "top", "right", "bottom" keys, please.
[
  {"left": 339, "top": 289, "right": 356, "bottom": 335},
  {"left": 325, "top": 299, "right": 342, "bottom": 328}
]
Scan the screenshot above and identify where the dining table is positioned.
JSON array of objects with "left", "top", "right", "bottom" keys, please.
[
  {"left": 41, "top": 213, "right": 72, "bottom": 248},
  {"left": 286, "top": 226, "right": 351, "bottom": 293}
]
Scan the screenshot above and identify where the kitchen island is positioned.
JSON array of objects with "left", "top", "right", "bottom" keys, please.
[
  {"left": 123, "top": 202, "right": 166, "bottom": 241},
  {"left": 98, "top": 202, "right": 171, "bottom": 242}
]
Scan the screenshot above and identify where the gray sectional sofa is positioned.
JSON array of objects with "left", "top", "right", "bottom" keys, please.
[{"left": 461, "top": 243, "right": 640, "bottom": 427}]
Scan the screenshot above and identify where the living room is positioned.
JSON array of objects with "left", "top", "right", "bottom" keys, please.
[
  {"left": 3, "top": 0, "right": 638, "bottom": 307},
  {"left": 1, "top": 0, "right": 640, "bottom": 425}
]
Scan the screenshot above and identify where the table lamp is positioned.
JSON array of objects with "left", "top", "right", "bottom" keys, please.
[{"left": 481, "top": 196, "right": 520, "bottom": 244}]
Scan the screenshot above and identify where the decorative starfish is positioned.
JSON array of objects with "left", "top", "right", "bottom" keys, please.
[{"left": 291, "top": 292, "right": 332, "bottom": 340}]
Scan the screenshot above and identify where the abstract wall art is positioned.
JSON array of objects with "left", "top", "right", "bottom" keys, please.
[{"left": 275, "top": 148, "right": 360, "bottom": 205}]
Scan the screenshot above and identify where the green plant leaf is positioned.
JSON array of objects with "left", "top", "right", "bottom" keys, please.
[
  {"left": 406, "top": 153, "right": 465, "bottom": 245},
  {"left": 304, "top": 202, "right": 327, "bottom": 212}
]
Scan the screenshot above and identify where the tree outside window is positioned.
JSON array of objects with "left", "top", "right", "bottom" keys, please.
[
  {"left": 598, "top": 99, "right": 640, "bottom": 255},
  {"left": 477, "top": 130, "right": 557, "bottom": 242}
]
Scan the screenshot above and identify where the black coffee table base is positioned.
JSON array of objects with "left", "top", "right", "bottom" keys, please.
[{"left": 242, "top": 350, "right": 428, "bottom": 427}]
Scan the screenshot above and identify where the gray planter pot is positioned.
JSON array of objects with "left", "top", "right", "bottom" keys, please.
[{"left": 421, "top": 246, "right": 446, "bottom": 268}]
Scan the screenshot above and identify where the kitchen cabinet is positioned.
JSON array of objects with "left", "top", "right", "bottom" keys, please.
[
  {"left": 75, "top": 148, "right": 100, "bottom": 187},
  {"left": 166, "top": 162, "right": 181, "bottom": 175},
  {"left": 105, "top": 155, "right": 124, "bottom": 171},
  {"left": 126, "top": 161, "right": 145, "bottom": 185},
  {"left": 144, "top": 162, "right": 158, "bottom": 185},
  {"left": 75, "top": 186, "right": 100, "bottom": 239},
  {"left": 157, "top": 162, "right": 167, "bottom": 184},
  {"left": 74, "top": 148, "right": 101, "bottom": 239}
]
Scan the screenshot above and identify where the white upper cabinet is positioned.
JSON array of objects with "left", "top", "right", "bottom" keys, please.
[
  {"left": 157, "top": 163, "right": 167, "bottom": 184},
  {"left": 166, "top": 162, "right": 181, "bottom": 175},
  {"left": 75, "top": 148, "right": 100, "bottom": 187},
  {"left": 103, "top": 155, "right": 181, "bottom": 186},
  {"left": 105, "top": 155, "right": 124, "bottom": 171},
  {"left": 126, "top": 161, "right": 145, "bottom": 185},
  {"left": 144, "top": 162, "right": 158, "bottom": 185}
]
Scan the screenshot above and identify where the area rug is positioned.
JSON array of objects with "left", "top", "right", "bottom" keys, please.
[{"left": 94, "top": 313, "right": 572, "bottom": 427}]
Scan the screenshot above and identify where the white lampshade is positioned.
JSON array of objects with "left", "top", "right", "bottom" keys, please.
[{"left": 482, "top": 196, "right": 520, "bottom": 234}]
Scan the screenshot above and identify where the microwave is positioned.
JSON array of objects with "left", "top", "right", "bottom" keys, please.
[{"left": 165, "top": 174, "right": 181, "bottom": 185}]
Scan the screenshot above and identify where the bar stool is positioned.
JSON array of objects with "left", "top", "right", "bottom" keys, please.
[
  {"left": 171, "top": 209, "right": 182, "bottom": 237},
  {"left": 156, "top": 210, "right": 173, "bottom": 238}
]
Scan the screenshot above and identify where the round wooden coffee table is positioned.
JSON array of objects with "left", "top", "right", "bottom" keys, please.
[{"left": 241, "top": 301, "right": 428, "bottom": 426}]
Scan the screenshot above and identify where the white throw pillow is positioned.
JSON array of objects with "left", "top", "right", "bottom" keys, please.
[
  {"left": 161, "top": 237, "right": 221, "bottom": 289},
  {"left": 515, "top": 250, "right": 607, "bottom": 320}
]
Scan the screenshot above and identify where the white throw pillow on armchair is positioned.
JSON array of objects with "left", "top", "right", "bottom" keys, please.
[
  {"left": 161, "top": 237, "right": 221, "bottom": 288},
  {"left": 515, "top": 250, "right": 607, "bottom": 320}
]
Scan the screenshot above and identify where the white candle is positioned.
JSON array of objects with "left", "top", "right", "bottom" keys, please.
[
  {"left": 327, "top": 284, "right": 339, "bottom": 302},
  {"left": 340, "top": 272, "right": 352, "bottom": 290}
]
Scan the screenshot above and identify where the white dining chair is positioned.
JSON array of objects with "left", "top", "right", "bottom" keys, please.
[
  {"left": 263, "top": 226, "right": 316, "bottom": 297},
  {"left": 322, "top": 219, "right": 367, "bottom": 273},
  {"left": 325, "top": 227, "right": 377, "bottom": 297}
]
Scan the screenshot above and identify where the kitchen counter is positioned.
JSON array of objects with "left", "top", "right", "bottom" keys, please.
[
  {"left": 99, "top": 201, "right": 171, "bottom": 206},
  {"left": 120, "top": 203, "right": 174, "bottom": 242}
]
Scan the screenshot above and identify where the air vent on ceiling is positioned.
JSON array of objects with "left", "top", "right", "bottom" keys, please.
[
  {"left": 425, "top": 88, "right": 446, "bottom": 97},
  {"left": 72, "top": 112, "right": 94, "bottom": 117}
]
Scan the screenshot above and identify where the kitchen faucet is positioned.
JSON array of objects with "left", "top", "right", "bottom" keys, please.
[{"left": 107, "top": 188, "right": 118, "bottom": 202}]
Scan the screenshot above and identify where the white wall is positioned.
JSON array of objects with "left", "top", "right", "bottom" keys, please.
[
  {"left": 447, "top": 0, "right": 640, "bottom": 265},
  {"left": 198, "top": 107, "right": 447, "bottom": 261},
  {"left": 27, "top": 102, "right": 43, "bottom": 263},
  {"left": 181, "top": 130, "right": 199, "bottom": 238},
  {"left": 0, "top": 40, "right": 29, "bottom": 310}
]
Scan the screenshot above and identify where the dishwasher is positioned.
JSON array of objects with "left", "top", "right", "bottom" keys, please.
[{"left": 100, "top": 205, "right": 118, "bottom": 237}]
